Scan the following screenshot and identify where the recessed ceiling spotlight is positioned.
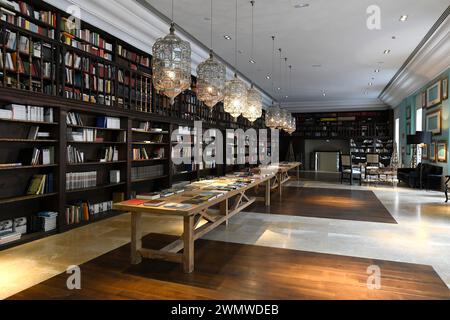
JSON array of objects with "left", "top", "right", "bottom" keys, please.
[
  {"left": 294, "top": 3, "right": 309, "bottom": 8},
  {"left": 249, "top": 59, "right": 256, "bottom": 64},
  {"left": 266, "top": 74, "right": 271, "bottom": 80},
  {"left": 238, "top": 50, "right": 244, "bottom": 54},
  {"left": 322, "top": 93, "right": 326, "bottom": 97},
  {"left": 383, "top": 49, "right": 391, "bottom": 54},
  {"left": 374, "top": 69, "right": 380, "bottom": 73},
  {"left": 224, "top": 35, "right": 232, "bottom": 40},
  {"left": 204, "top": 17, "right": 211, "bottom": 21},
  {"left": 399, "top": 15, "right": 408, "bottom": 22},
  {"left": 392, "top": 36, "right": 396, "bottom": 40},
  {"left": 285, "top": 95, "right": 289, "bottom": 98},
  {"left": 277, "top": 87, "right": 281, "bottom": 91},
  {"left": 312, "top": 64, "right": 322, "bottom": 67},
  {"left": 368, "top": 82, "right": 373, "bottom": 86}
]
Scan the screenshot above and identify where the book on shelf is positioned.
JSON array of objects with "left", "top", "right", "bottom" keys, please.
[
  {"left": 14, "top": 217, "right": 27, "bottom": 234},
  {"left": 1, "top": 105, "right": 53, "bottom": 122},
  {"left": 66, "top": 112, "right": 83, "bottom": 126},
  {"left": 65, "top": 200, "right": 112, "bottom": 225},
  {"left": 67, "top": 128, "right": 100, "bottom": 142},
  {"left": 66, "top": 171, "right": 97, "bottom": 190},
  {"left": 67, "top": 145, "right": 84, "bottom": 164},
  {"left": 131, "top": 164, "right": 164, "bottom": 181},
  {"left": 26, "top": 173, "right": 54, "bottom": 195},
  {"left": 109, "top": 170, "right": 120, "bottom": 184},
  {"left": 96, "top": 116, "right": 121, "bottom": 129},
  {"left": 25, "top": 146, "right": 55, "bottom": 165},
  {"left": 98, "top": 146, "right": 119, "bottom": 162}
]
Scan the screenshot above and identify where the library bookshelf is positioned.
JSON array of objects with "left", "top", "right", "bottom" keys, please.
[{"left": 0, "top": 0, "right": 268, "bottom": 250}]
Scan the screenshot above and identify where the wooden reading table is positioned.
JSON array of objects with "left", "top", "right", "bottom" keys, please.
[{"left": 114, "top": 173, "right": 275, "bottom": 273}]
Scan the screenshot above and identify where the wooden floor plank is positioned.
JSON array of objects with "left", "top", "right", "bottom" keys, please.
[
  {"left": 9, "top": 234, "right": 449, "bottom": 300},
  {"left": 248, "top": 187, "right": 397, "bottom": 224}
]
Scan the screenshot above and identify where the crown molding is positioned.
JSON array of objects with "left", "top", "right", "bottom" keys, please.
[
  {"left": 282, "top": 99, "right": 389, "bottom": 113},
  {"left": 44, "top": 0, "right": 274, "bottom": 107},
  {"left": 379, "top": 7, "right": 450, "bottom": 108}
]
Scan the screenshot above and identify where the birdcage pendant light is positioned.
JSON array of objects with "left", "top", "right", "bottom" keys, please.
[
  {"left": 196, "top": 0, "right": 226, "bottom": 108},
  {"left": 152, "top": 0, "right": 191, "bottom": 105}
]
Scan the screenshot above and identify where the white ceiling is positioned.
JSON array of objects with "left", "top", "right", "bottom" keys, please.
[{"left": 142, "top": 0, "right": 449, "bottom": 111}]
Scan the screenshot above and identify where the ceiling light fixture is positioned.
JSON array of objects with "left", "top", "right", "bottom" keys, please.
[
  {"left": 224, "top": 35, "right": 231, "bottom": 40},
  {"left": 224, "top": 0, "right": 247, "bottom": 119},
  {"left": 196, "top": 0, "right": 226, "bottom": 109},
  {"left": 266, "top": 75, "right": 271, "bottom": 79},
  {"left": 399, "top": 15, "right": 408, "bottom": 22},
  {"left": 383, "top": 49, "right": 391, "bottom": 54},
  {"left": 294, "top": 3, "right": 309, "bottom": 8},
  {"left": 368, "top": 82, "right": 373, "bottom": 86},
  {"left": 152, "top": 0, "right": 191, "bottom": 105},
  {"left": 243, "top": 0, "right": 262, "bottom": 123},
  {"left": 374, "top": 69, "right": 380, "bottom": 73}
]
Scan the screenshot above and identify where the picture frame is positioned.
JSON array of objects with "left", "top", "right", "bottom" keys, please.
[
  {"left": 437, "top": 141, "right": 447, "bottom": 163},
  {"left": 426, "top": 110, "right": 441, "bottom": 135},
  {"left": 442, "top": 77, "right": 448, "bottom": 100},
  {"left": 426, "top": 80, "right": 442, "bottom": 108},
  {"left": 406, "top": 105, "right": 411, "bottom": 119},
  {"left": 422, "top": 92, "right": 427, "bottom": 108},
  {"left": 422, "top": 144, "right": 428, "bottom": 160},
  {"left": 429, "top": 141, "right": 437, "bottom": 162}
]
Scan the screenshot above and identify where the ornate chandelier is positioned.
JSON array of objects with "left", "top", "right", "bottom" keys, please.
[
  {"left": 152, "top": 0, "right": 191, "bottom": 105},
  {"left": 243, "top": 0, "right": 262, "bottom": 123},
  {"left": 224, "top": 0, "right": 247, "bottom": 118},
  {"left": 196, "top": 0, "right": 226, "bottom": 108},
  {"left": 224, "top": 75, "right": 247, "bottom": 118},
  {"left": 266, "top": 102, "right": 280, "bottom": 129},
  {"left": 243, "top": 85, "right": 263, "bottom": 122}
]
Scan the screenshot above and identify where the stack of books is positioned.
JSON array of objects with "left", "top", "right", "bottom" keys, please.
[
  {"left": 37, "top": 211, "right": 58, "bottom": 232},
  {"left": 0, "top": 231, "right": 21, "bottom": 245}
]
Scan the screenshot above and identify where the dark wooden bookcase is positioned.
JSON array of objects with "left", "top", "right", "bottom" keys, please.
[{"left": 0, "top": 0, "right": 267, "bottom": 250}]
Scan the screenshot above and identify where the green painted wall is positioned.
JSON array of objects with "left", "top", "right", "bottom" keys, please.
[{"left": 395, "top": 68, "right": 450, "bottom": 175}]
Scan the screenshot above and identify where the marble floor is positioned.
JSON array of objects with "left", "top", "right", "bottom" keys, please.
[{"left": 1, "top": 180, "right": 450, "bottom": 299}]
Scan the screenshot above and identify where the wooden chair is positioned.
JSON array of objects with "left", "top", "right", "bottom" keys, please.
[
  {"left": 340, "top": 154, "right": 362, "bottom": 185},
  {"left": 365, "top": 153, "right": 381, "bottom": 183}
]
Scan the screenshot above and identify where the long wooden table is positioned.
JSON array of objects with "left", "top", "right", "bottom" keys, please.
[
  {"left": 113, "top": 173, "right": 275, "bottom": 273},
  {"left": 263, "top": 162, "right": 302, "bottom": 197}
]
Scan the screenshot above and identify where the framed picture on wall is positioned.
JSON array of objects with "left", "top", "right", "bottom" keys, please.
[
  {"left": 442, "top": 77, "right": 448, "bottom": 100},
  {"left": 422, "top": 92, "right": 427, "bottom": 108},
  {"left": 406, "top": 105, "right": 411, "bottom": 119},
  {"left": 430, "top": 141, "right": 437, "bottom": 162},
  {"left": 426, "top": 110, "right": 441, "bottom": 135},
  {"left": 437, "top": 141, "right": 447, "bottom": 163},
  {"left": 422, "top": 144, "right": 428, "bottom": 160},
  {"left": 426, "top": 80, "right": 442, "bottom": 108}
]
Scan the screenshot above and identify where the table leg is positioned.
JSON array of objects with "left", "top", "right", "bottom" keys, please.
[
  {"left": 265, "top": 179, "right": 271, "bottom": 207},
  {"left": 297, "top": 165, "right": 300, "bottom": 183},
  {"left": 131, "top": 212, "right": 142, "bottom": 265},
  {"left": 220, "top": 198, "right": 229, "bottom": 227},
  {"left": 183, "top": 215, "right": 194, "bottom": 273},
  {"left": 278, "top": 172, "right": 283, "bottom": 197}
]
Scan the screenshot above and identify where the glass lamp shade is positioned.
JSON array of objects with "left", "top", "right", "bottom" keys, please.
[
  {"left": 278, "top": 108, "right": 289, "bottom": 130},
  {"left": 152, "top": 23, "right": 191, "bottom": 105},
  {"left": 243, "top": 86, "right": 262, "bottom": 122},
  {"left": 224, "top": 75, "right": 247, "bottom": 118},
  {"left": 265, "top": 104, "right": 280, "bottom": 129},
  {"left": 196, "top": 51, "right": 226, "bottom": 108}
]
